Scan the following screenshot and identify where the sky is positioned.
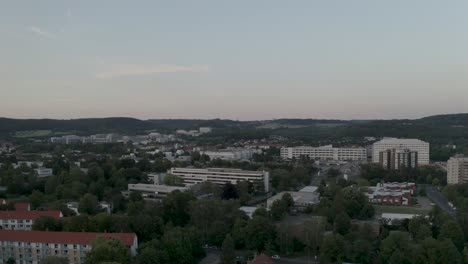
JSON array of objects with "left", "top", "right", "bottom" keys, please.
[{"left": 1, "top": 0, "right": 467, "bottom": 120}]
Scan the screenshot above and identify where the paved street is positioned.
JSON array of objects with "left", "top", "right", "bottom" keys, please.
[{"left": 422, "top": 184, "right": 456, "bottom": 217}]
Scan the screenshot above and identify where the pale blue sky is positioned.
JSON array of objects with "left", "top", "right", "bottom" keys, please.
[{"left": 1, "top": 0, "right": 467, "bottom": 120}]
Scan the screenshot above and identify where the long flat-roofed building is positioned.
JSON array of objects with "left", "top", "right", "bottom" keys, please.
[
  {"left": 372, "top": 138, "right": 429, "bottom": 165},
  {"left": 0, "top": 230, "right": 137, "bottom": 264},
  {"left": 127, "top": 183, "right": 189, "bottom": 199},
  {"left": 169, "top": 167, "right": 270, "bottom": 192},
  {"left": 280, "top": 145, "right": 367, "bottom": 161},
  {"left": 201, "top": 148, "right": 259, "bottom": 161}
]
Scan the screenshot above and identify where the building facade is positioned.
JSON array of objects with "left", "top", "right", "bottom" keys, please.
[
  {"left": 127, "top": 183, "right": 189, "bottom": 199},
  {"left": 447, "top": 155, "right": 468, "bottom": 184},
  {"left": 280, "top": 145, "right": 367, "bottom": 161},
  {"left": 0, "top": 230, "right": 137, "bottom": 264},
  {"left": 201, "top": 149, "right": 258, "bottom": 161},
  {"left": 0, "top": 211, "right": 62, "bottom": 230},
  {"left": 169, "top": 167, "right": 270, "bottom": 192},
  {"left": 365, "top": 182, "right": 415, "bottom": 206},
  {"left": 379, "top": 149, "right": 418, "bottom": 170},
  {"left": 372, "top": 138, "right": 429, "bottom": 165}
]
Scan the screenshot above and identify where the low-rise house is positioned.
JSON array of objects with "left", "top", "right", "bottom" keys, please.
[
  {"left": 127, "top": 183, "right": 189, "bottom": 199},
  {"left": 98, "top": 202, "right": 112, "bottom": 214},
  {"left": 35, "top": 167, "right": 53, "bottom": 178},
  {"left": 0, "top": 210, "right": 63, "bottom": 230},
  {"left": 66, "top": 202, "right": 79, "bottom": 215},
  {"left": 0, "top": 230, "right": 138, "bottom": 264},
  {"left": 267, "top": 191, "right": 320, "bottom": 211},
  {"left": 239, "top": 206, "right": 258, "bottom": 219},
  {"left": 366, "top": 182, "right": 415, "bottom": 206}
]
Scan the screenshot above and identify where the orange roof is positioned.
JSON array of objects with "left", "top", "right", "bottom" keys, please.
[
  {"left": 14, "top": 203, "right": 31, "bottom": 211},
  {"left": 0, "top": 230, "right": 137, "bottom": 247},
  {"left": 0, "top": 210, "right": 62, "bottom": 220},
  {"left": 248, "top": 253, "right": 275, "bottom": 264}
]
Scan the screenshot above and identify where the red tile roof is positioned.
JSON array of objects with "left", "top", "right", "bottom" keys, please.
[
  {"left": 0, "top": 210, "right": 62, "bottom": 220},
  {"left": 248, "top": 253, "right": 275, "bottom": 264},
  {"left": 0, "top": 230, "right": 137, "bottom": 247},
  {"left": 14, "top": 203, "right": 31, "bottom": 211}
]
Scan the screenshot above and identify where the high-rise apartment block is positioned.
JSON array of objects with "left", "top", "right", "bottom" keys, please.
[
  {"left": 372, "top": 138, "right": 429, "bottom": 166},
  {"left": 447, "top": 155, "right": 468, "bottom": 184}
]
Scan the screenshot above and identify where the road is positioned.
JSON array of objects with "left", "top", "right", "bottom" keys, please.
[{"left": 423, "top": 184, "right": 456, "bottom": 217}]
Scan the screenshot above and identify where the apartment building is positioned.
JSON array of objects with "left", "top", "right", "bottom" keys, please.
[
  {"left": 447, "top": 154, "right": 468, "bottom": 184},
  {"left": 372, "top": 138, "right": 429, "bottom": 165},
  {"left": 0, "top": 230, "right": 137, "bottom": 264},
  {"left": 169, "top": 167, "right": 270, "bottom": 192},
  {"left": 0, "top": 211, "right": 62, "bottom": 230},
  {"left": 379, "top": 148, "right": 419, "bottom": 170},
  {"left": 280, "top": 145, "right": 367, "bottom": 161}
]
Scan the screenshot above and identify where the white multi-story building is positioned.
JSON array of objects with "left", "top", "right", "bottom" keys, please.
[
  {"left": 447, "top": 155, "right": 468, "bottom": 184},
  {"left": 372, "top": 138, "right": 429, "bottom": 165},
  {"left": 0, "top": 230, "right": 137, "bottom": 264},
  {"left": 201, "top": 148, "right": 259, "bottom": 161},
  {"left": 280, "top": 145, "right": 367, "bottom": 161},
  {"left": 169, "top": 167, "right": 270, "bottom": 192}
]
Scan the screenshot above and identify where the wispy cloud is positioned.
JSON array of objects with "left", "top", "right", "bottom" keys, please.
[
  {"left": 29, "top": 26, "right": 56, "bottom": 38},
  {"left": 96, "top": 64, "right": 210, "bottom": 79}
]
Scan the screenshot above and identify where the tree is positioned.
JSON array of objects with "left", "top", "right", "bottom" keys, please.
[
  {"left": 162, "top": 191, "right": 196, "bottom": 226},
  {"left": 30, "top": 190, "right": 44, "bottom": 209},
  {"left": 221, "top": 234, "right": 235, "bottom": 264},
  {"left": 79, "top": 193, "right": 100, "bottom": 215},
  {"left": 270, "top": 200, "right": 288, "bottom": 221},
  {"left": 134, "top": 239, "right": 170, "bottom": 264},
  {"left": 164, "top": 174, "right": 184, "bottom": 186},
  {"left": 380, "top": 232, "right": 414, "bottom": 264},
  {"left": 439, "top": 220, "right": 464, "bottom": 251},
  {"left": 408, "top": 215, "right": 432, "bottom": 241},
  {"left": 320, "top": 234, "right": 345, "bottom": 264},
  {"left": 85, "top": 237, "right": 130, "bottom": 264},
  {"left": 244, "top": 215, "right": 276, "bottom": 251},
  {"left": 221, "top": 183, "right": 239, "bottom": 200},
  {"left": 438, "top": 239, "right": 462, "bottom": 264},
  {"left": 162, "top": 227, "right": 205, "bottom": 264},
  {"left": 32, "top": 216, "right": 62, "bottom": 231},
  {"left": 333, "top": 212, "right": 351, "bottom": 235}
]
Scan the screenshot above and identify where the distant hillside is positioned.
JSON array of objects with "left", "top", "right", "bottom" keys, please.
[
  {"left": 1, "top": 113, "right": 468, "bottom": 139},
  {"left": 0, "top": 117, "right": 153, "bottom": 135}
]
